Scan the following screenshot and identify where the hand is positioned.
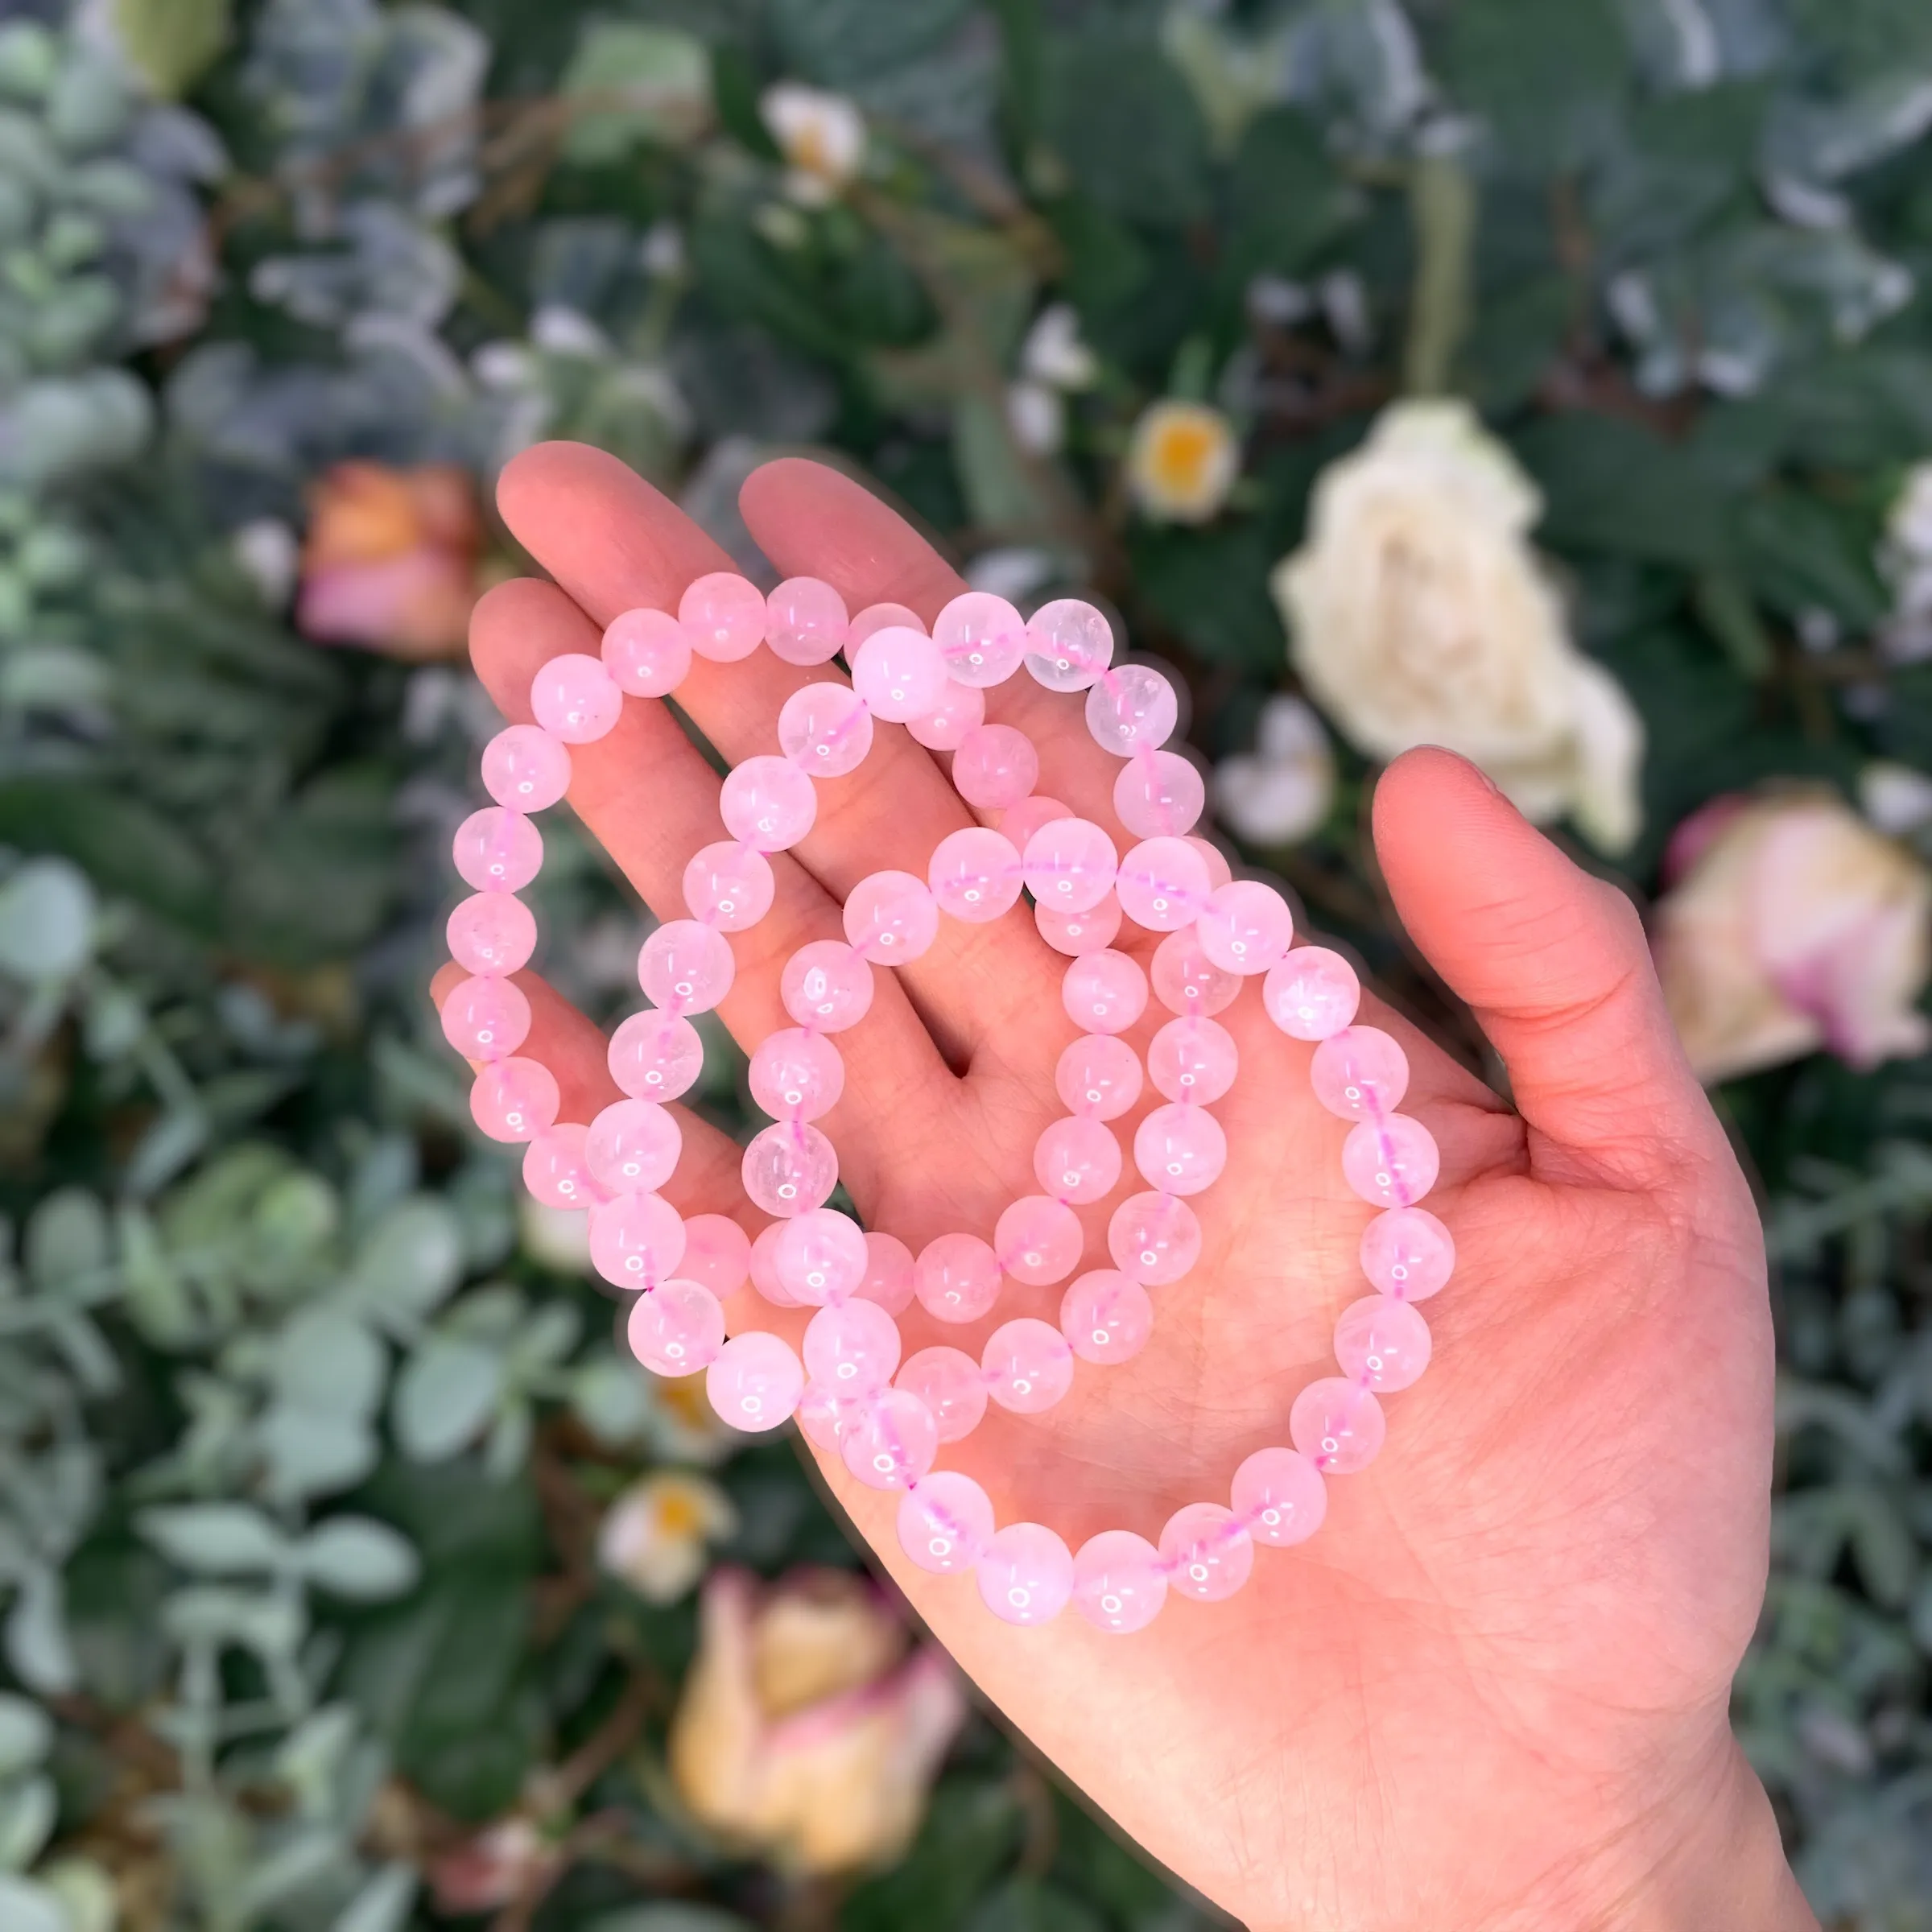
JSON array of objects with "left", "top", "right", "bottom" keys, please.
[{"left": 441, "top": 444, "right": 1816, "bottom": 1932}]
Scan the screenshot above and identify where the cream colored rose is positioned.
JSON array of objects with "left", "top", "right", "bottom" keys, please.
[
  {"left": 1273, "top": 399, "right": 1643, "bottom": 852},
  {"left": 1655, "top": 789, "right": 1932, "bottom": 1084}
]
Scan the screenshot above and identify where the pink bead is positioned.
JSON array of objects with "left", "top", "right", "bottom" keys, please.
[
  {"left": 1230, "top": 1447, "right": 1327, "bottom": 1547},
  {"left": 781, "top": 942, "right": 873, "bottom": 1031},
  {"left": 765, "top": 576, "right": 848, "bottom": 666},
  {"left": 749, "top": 1027, "right": 845, "bottom": 1122},
  {"left": 896, "top": 1347, "right": 989, "bottom": 1443},
  {"left": 928, "top": 827, "right": 1022, "bottom": 923},
  {"left": 1034, "top": 1115, "right": 1121, "bottom": 1205},
  {"left": 628, "top": 1278, "right": 725, "bottom": 1376},
  {"left": 899, "top": 1472, "right": 994, "bottom": 1573},
  {"left": 1055, "top": 1033, "right": 1143, "bottom": 1121},
  {"left": 1133, "top": 1104, "right": 1228, "bottom": 1196},
  {"left": 1290, "top": 1377, "right": 1386, "bottom": 1474},
  {"left": 1107, "top": 1191, "right": 1202, "bottom": 1286},
  {"left": 531, "top": 653, "right": 623, "bottom": 743},
  {"left": 1197, "top": 880, "right": 1294, "bottom": 976},
  {"left": 749, "top": 1223, "right": 798, "bottom": 1307},
  {"left": 440, "top": 974, "right": 530, "bottom": 1062},
  {"left": 982, "top": 1318, "right": 1075, "bottom": 1414},
  {"left": 1059, "top": 1269, "right": 1153, "bottom": 1365},
  {"left": 1341, "top": 1115, "right": 1439, "bottom": 1208},
  {"left": 481, "top": 725, "right": 571, "bottom": 811},
  {"left": 1334, "top": 1294, "right": 1432, "bottom": 1391},
  {"left": 842, "top": 1388, "right": 939, "bottom": 1490},
  {"left": 522, "top": 1124, "right": 598, "bottom": 1209},
  {"left": 857, "top": 1231, "right": 916, "bottom": 1315},
  {"left": 720, "top": 755, "right": 817, "bottom": 852},
  {"left": 608, "top": 1009, "right": 704, "bottom": 1100},
  {"left": 976, "top": 1523, "right": 1074, "bottom": 1626},
  {"left": 601, "top": 608, "right": 691, "bottom": 696},
  {"left": 452, "top": 808, "right": 542, "bottom": 893},
  {"left": 993, "top": 1195, "right": 1084, "bottom": 1286},
  {"left": 914, "top": 1233, "right": 1003, "bottom": 1324},
  {"left": 1073, "top": 1531, "right": 1166, "bottom": 1633},
  {"left": 1114, "top": 836, "right": 1212, "bottom": 933},
  {"left": 934, "top": 591, "right": 1026, "bottom": 687},
  {"left": 798, "top": 1385, "right": 869, "bottom": 1454},
  {"left": 1024, "top": 598, "right": 1114, "bottom": 692},
  {"left": 706, "top": 1331, "right": 805, "bottom": 1432},
  {"left": 1036, "top": 890, "right": 1122, "bottom": 956},
  {"left": 470, "top": 1058, "right": 559, "bottom": 1142},
  {"left": 1263, "top": 946, "right": 1361, "bottom": 1042},
  {"left": 1115, "top": 749, "right": 1205, "bottom": 839},
  {"left": 778, "top": 681, "right": 873, "bottom": 778},
  {"left": 679, "top": 572, "right": 766, "bottom": 663},
  {"left": 1311, "top": 1026, "right": 1410, "bottom": 1121},
  {"left": 1060, "top": 950, "right": 1147, "bottom": 1034},
  {"left": 588, "top": 1190, "right": 685, "bottom": 1290},
  {"left": 1086, "top": 664, "right": 1178, "bottom": 755},
  {"left": 803, "top": 1298, "right": 902, "bottom": 1393},
  {"left": 638, "top": 920, "right": 735, "bottom": 1014},
  {"left": 1190, "top": 837, "right": 1234, "bottom": 889},
  {"left": 907, "top": 679, "right": 985, "bottom": 751},
  {"left": 952, "top": 725, "right": 1038, "bottom": 812},
  {"left": 1001, "top": 793, "right": 1071, "bottom": 852},
  {"left": 683, "top": 841, "right": 775, "bottom": 932},
  {"left": 1022, "top": 817, "right": 1118, "bottom": 915},
  {"left": 584, "top": 1099, "right": 680, "bottom": 1195},
  {"left": 741, "top": 1121, "right": 838, "bottom": 1217},
  {"left": 1158, "top": 1503, "right": 1253, "bottom": 1602},
  {"left": 851, "top": 625, "right": 946, "bottom": 721},
  {"left": 1150, "top": 927, "right": 1241, "bottom": 1016},
  {"left": 848, "top": 601, "right": 924, "bottom": 646},
  {"left": 773, "top": 1208, "right": 869, "bottom": 1305},
  {"left": 448, "top": 892, "right": 537, "bottom": 976},
  {"left": 1360, "top": 1206, "right": 1455, "bottom": 1302},
  {"left": 1147, "top": 1017, "right": 1238, "bottom": 1104},
  {"left": 679, "top": 1214, "right": 751, "bottom": 1297},
  {"left": 844, "top": 870, "right": 939, "bottom": 963}
]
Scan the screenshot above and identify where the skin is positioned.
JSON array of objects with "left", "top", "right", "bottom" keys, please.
[{"left": 438, "top": 442, "right": 1819, "bottom": 1931}]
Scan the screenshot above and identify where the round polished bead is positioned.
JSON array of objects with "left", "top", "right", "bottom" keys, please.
[
  {"left": 765, "top": 576, "right": 848, "bottom": 666},
  {"left": 453, "top": 808, "right": 542, "bottom": 894},
  {"left": 1059, "top": 1268, "right": 1152, "bottom": 1365},
  {"left": 707, "top": 1331, "right": 805, "bottom": 1432},
  {"left": 857, "top": 1231, "right": 916, "bottom": 1315},
  {"left": 441, "top": 973, "right": 530, "bottom": 1062},
  {"left": 1159, "top": 1503, "right": 1254, "bottom": 1602},
  {"left": 798, "top": 1384, "right": 869, "bottom": 1454},
  {"left": 1115, "top": 749, "right": 1205, "bottom": 839},
  {"left": 1055, "top": 1033, "right": 1143, "bottom": 1121},
  {"left": 914, "top": 1232, "right": 1003, "bottom": 1324},
  {"left": 1133, "top": 1103, "right": 1228, "bottom": 1196},
  {"left": 1198, "top": 880, "right": 1294, "bottom": 976},
  {"left": 1061, "top": 950, "right": 1148, "bottom": 1034},
  {"left": 928, "top": 827, "right": 1022, "bottom": 923},
  {"left": 844, "top": 870, "right": 939, "bottom": 963},
  {"left": 679, "top": 572, "right": 766, "bottom": 662},
  {"left": 448, "top": 892, "right": 537, "bottom": 976},
  {"left": 1147, "top": 1016, "right": 1238, "bottom": 1105},
  {"left": 1034, "top": 1115, "right": 1122, "bottom": 1204},
  {"left": 935, "top": 591, "right": 1026, "bottom": 687},
  {"left": 683, "top": 841, "right": 775, "bottom": 932},
  {"left": 1036, "top": 890, "right": 1123, "bottom": 956},
  {"left": 522, "top": 1123, "right": 598, "bottom": 1209},
  {"left": 983, "top": 1318, "right": 1075, "bottom": 1414},
  {"left": 628, "top": 1278, "right": 725, "bottom": 1376},
  {"left": 1073, "top": 1531, "right": 1167, "bottom": 1633},
  {"left": 977, "top": 1523, "right": 1074, "bottom": 1626},
  {"left": 1311, "top": 1026, "right": 1410, "bottom": 1121},
  {"left": 1360, "top": 1206, "right": 1455, "bottom": 1302},
  {"left": 1024, "top": 598, "right": 1114, "bottom": 692},
  {"left": 748, "top": 1223, "right": 799, "bottom": 1307},
  {"left": 470, "top": 1057, "right": 559, "bottom": 1142},
  {"left": 842, "top": 1388, "right": 939, "bottom": 1490},
  {"left": 679, "top": 1213, "right": 751, "bottom": 1297},
  {"left": 1290, "top": 1377, "right": 1386, "bottom": 1474},
  {"left": 907, "top": 678, "right": 985, "bottom": 751},
  {"left": 481, "top": 725, "right": 571, "bottom": 811},
  {"left": 585, "top": 1098, "right": 681, "bottom": 1194},
  {"left": 1150, "top": 927, "right": 1241, "bottom": 1017},
  {"left": 741, "top": 1121, "right": 839, "bottom": 1217},
  {"left": 1023, "top": 817, "right": 1118, "bottom": 915},
  {"left": 531, "top": 653, "right": 623, "bottom": 743},
  {"left": 588, "top": 1189, "right": 685, "bottom": 1290},
  {"left": 720, "top": 755, "right": 817, "bottom": 852},
  {"left": 898, "top": 1472, "right": 995, "bottom": 1574},
  {"left": 773, "top": 1207, "right": 869, "bottom": 1306},
  {"left": 608, "top": 1009, "right": 704, "bottom": 1100},
  {"left": 896, "top": 1347, "right": 989, "bottom": 1443},
  {"left": 602, "top": 607, "right": 691, "bottom": 696},
  {"left": 952, "top": 724, "right": 1038, "bottom": 810},
  {"left": 1001, "top": 793, "right": 1071, "bottom": 852},
  {"left": 780, "top": 942, "right": 873, "bottom": 1031},
  {"left": 993, "top": 1195, "right": 1084, "bottom": 1286},
  {"left": 848, "top": 601, "right": 924, "bottom": 646},
  {"left": 638, "top": 919, "right": 735, "bottom": 1013},
  {"left": 803, "top": 1298, "right": 902, "bottom": 1393},
  {"left": 749, "top": 1026, "right": 845, "bottom": 1122},
  {"left": 1114, "top": 836, "right": 1212, "bottom": 933},
  {"left": 851, "top": 625, "right": 947, "bottom": 721},
  {"left": 1263, "top": 947, "right": 1361, "bottom": 1042},
  {"left": 1231, "top": 1447, "right": 1327, "bottom": 1547},
  {"left": 1341, "top": 1115, "right": 1439, "bottom": 1208},
  {"left": 1107, "top": 1191, "right": 1202, "bottom": 1286},
  {"left": 778, "top": 681, "right": 873, "bottom": 778},
  {"left": 1086, "top": 664, "right": 1178, "bottom": 756},
  {"left": 1334, "top": 1294, "right": 1433, "bottom": 1391}
]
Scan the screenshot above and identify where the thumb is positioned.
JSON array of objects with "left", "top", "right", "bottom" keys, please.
[{"left": 1372, "top": 747, "right": 1715, "bottom": 1183}]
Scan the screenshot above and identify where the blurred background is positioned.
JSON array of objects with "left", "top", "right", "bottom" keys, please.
[{"left": 4, "top": 0, "right": 1932, "bottom": 1926}]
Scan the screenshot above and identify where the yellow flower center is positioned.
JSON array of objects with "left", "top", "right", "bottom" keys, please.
[{"left": 1150, "top": 419, "right": 1222, "bottom": 494}]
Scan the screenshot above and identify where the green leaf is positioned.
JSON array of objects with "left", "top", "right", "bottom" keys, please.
[
  {"left": 273, "top": 1307, "right": 386, "bottom": 1419},
  {"left": 767, "top": 0, "right": 972, "bottom": 85},
  {"left": 258, "top": 1406, "right": 379, "bottom": 1502},
  {"left": 963, "top": 1879, "right": 1104, "bottom": 1932},
  {"left": 1439, "top": 0, "right": 1629, "bottom": 174},
  {"left": 1040, "top": 31, "right": 1211, "bottom": 227},
  {"left": 0, "top": 1697, "right": 49, "bottom": 1778},
  {"left": 0, "top": 858, "right": 93, "bottom": 981},
  {"left": 138, "top": 1504, "right": 287, "bottom": 1575},
  {"left": 1133, "top": 524, "right": 1286, "bottom": 673},
  {"left": 393, "top": 1336, "right": 502, "bottom": 1462},
  {"left": 333, "top": 1865, "right": 417, "bottom": 1932},
  {"left": 0, "top": 1771, "right": 55, "bottom": 1872},
  {"left": 840, "top": 1778, "right": 1022, "bottom": 1932},
  {"left": 0, "top": 1876, "right": 64, "bottom": 1932},
  {"left": 0, "top": 780, "right": 214, "bottom": 931},
  {"left": 111, "top": 0, "right": 231, "bottom": 98},
  {"left": 559, "top": 23, "right": 712, "bottom": 164},
  {"left": 23, "top": 1187, "right": 109, "bottom": 1293},
  {"left": 1516, "top": 415, "right": 1726, "bottom": 567},
  {"left": 1223, "top": 108, "right": 1354, "bottom": 281},
  {"left": 1732, "top": 491, "right": 1887, "bottom": 628},
  {"left": 343, "top": 1199, "right": 464, "bottom": 1332},
  {"left": 297, "top": 1517, "right": 419, "bottom": 1601}
]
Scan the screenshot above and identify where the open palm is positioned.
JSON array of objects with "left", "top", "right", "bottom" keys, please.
[{"left": 447, "top": 444, "right": 1812, "bottom": 1931}]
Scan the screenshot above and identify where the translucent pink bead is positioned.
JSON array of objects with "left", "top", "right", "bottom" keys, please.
[
  {"left": 481, "top": 725, "right": 571, "bottom": 811},
  {"left": 1115, "top": 749, "right": 1205, "bottom": 839},
  {"left": 588, "top": 1190, "right": 685, "bottom": 1290},
  {"left": 803, "top": 1298, "right": 902, "bottom": 1393},
  {"left": 1334, "top": 1294, "right": 1432, "bottom": 1391},
  {"left": 1036, "top": 891, "right": 1122, "bottom": 956},
  {"left": 1133, "top": 1104, "right": 1228, "bottom": 1196},
  {"left": 1022, "top": 817, "right": 1118, "bottom": 915},
  {"left": 683, "top": 841, "right": 775, "bottom": 932},
  {"left": 976, "top": 1523, "right": 1074, "bottom": 1626},
  {"left": 898, "top": 1472, "right": 995, "bottom": 1574},
  {"left": 907, "top": 678, "right": 985, "bottom": 751},
  {"left": 1231, "top": 1447, "right": 1327, "bottom": 1547},
  {"left": 679, "top": 1213, "right": 752, "bottom": 1297},
  {"left": 1341, "top": 1115, "right": 1439, "bottom": 1208},
  {"left": 982, "top": 1318, "right": 1074, "bottom": 1414},
  {"left": 914, "top": 1233, "right": 1003, "bottom": 1324},
  {"left": 1073, "top": 1531, "right": 1166, "bottom": 1633},
  {"left": 780, "top": 942, "right": 873, "bottom": 1031},
  {"left": 1150, "top": 927, "right": 1240, "bottom": 1016},
  {"left": 1086, "top": 664, "right": 1178, "bottom": 755},
  {"left": 679, "top": 572, "right": 766, "bottom": 663},
  {"left": 628, "top": 1278, "right": 725, "bottom": 1376},
  {"left": 1197, "top": 880, "right": 1294, "bottom": 976},
  {"left": 1024, "top": 598, "right": 1114, "bottom": 692},
  {"left": 470, "top": 1058, "right": 559, "bottom": 1142},
  {"left": 1034, "top": 1116, "right": 1122, "bottom": 1205},
  {"left": 765, "top": 576, "right": 848, "bottom": 666},
  {"left": 1107, "top": 1191, "right": 1202, "bottom": 1286},
  {"left": 1263, "top": 947, "right": 1361, "bottom": 1042},
  {"left": 844, "top": 870, "right": 939, "bottom": 963},
  {"left": 448, "top": 892, "right": 537, "bottom": 976},
  {"left": 749, "top": 1027, "right": 844, "bottom": 1122},
  {"left": 778, "top": 681, "right": 873, "bottom": 778},
  {"left": 1001, "top": 793, "right": 1071, "bottom": 852},
  {"left": 706, "top": 1331, "right": 805, "bottom": 1432},
  {"left": 1311, "top": 1026, "right": 1409, "bottom": 1121},
  {"left": 638, "top": 920, "right": 735, "bottom": 1013},
  {"left": 798, "top": 1385, "right": 869, "bottom": 1454},
  {"left": 857, "top": 1231, "right": 916, "bottom": 1315},
  {"left": 896, "top": 1347, "right": 989, "bottom": 1443},
  {"left": 952, "top": 724, "right": 1038, "bottom": 810},
  {"left": 1055, "top": 1033, "right": 1142, "bottom": 1120},
  {"left": 585, "top": 1098, "right": 680, "bottom": 1194},
  {"left": 440, "top": 974, "right": 530, "bottom": 1062},
  {"left": 993, "top": 1195, "right": 1084, "bottom": 1286},
  {"left": 748, "top": 1223, "right": 799, "bottom": 1307},
  {"left": 1159, "top": 1503, "right": 1254, "bottom": 1601},
  {"left": 773, "top": 1208, "right": 869, "bottom": 1306},
  {"left": 522, "top": 1123, "right": 598, "bottom": 1209},
  {"left": 1191, "top": 837, "right": 1234, "bottom": 890},
  {"left": 851, "top": 626, "right": 946, "bottom": 721},
  {"left": 1147, "top": 1017, "right": 1238, "bottom": 1105},
  {"left": 1360, "top": 1206, "right": 1455, "bottom": 1302},
  {"left": 720, "top": 754, "right": 817, "bottom": 852},
  {"left": 934, "top": 591, "right": 1026, "bottom": 687},
  {"left": 531, "top": 653, "right": 623, "bottom": 743},
  {"left": 842, "top": 1388, "right": 939, "bottom": 1490},
  {"left": 602, "top": 607, "right": 691, "bottom": 696},
  {"left": 1290, "top": 1377, "right": 1386, "bottom": 1473},
  {"left": 741, "top": 1121, "right": 838, "bottom": 1217},
  {"left": 928, "top": 828, "right": 1022, "bottom": 923},
  {"left": 1114, "top": 836, "right": 1212, "bottom": 933},
  {"left": 453, "top": 808, "right": 542, "bottom": 893},
  {"left": 608, "top": 1009, "right": 704, "bottom": 1100},
  {"left": 1060, "top": 950, "right": 1146, "bottom": 1034},
  {"left": 847, "top": 601, "right": 923, "bottom": 646},
  {"left": 1059, "top": 1269, "right": 1153, "bottom": 1365}
]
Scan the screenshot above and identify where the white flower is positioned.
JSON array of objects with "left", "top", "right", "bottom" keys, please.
[
  {"left": 1860, "top": 760, "right": 1932, "bottom": 836},
  {"left": 1274, "top": 398, "right": 1644, "bottom": 852},
  {"left": 518, "top": 1198, "right": 591, "bottom": 1274},
  {"left": 230, "top": 518, "right": 299, "bottom": 608},
  {"left": 1880, "top": 462, "right": 1932, "bottom": 662},
  {"left": 529, "top": 303, "right": 609, "bottom": 357},
  {"left": 598, "top": 1471, "right": 738, "bottom": 1604},
  {"left": 1213, "top": 696, "right": 1335, "bottom": 845},
  {"left": 1126, "top": 400, "right": 1241, "bottom": 525},
  {"left": 1019, "top": 303, "right": 1096, "bottom": 390},
  {"left": 1005, "top": 379, "right": 1063, "bottom": 455},
  {"left": 759, "top": 82, "right": 866, "bottom": 205}
]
